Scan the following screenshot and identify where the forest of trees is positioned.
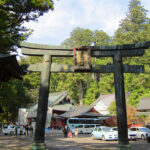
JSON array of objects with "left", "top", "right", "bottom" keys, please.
[{"left": 1, "top": 0, "right": 150, "bottom": 124}]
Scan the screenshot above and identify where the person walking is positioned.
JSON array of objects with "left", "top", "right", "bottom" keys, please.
[
  {"left": 30, "top": 125, "right": 33, "bottom": 136},
  {"left": 25, "top": 124, "right": 29, "bottom": 136},
  {"left": 63, "top": 125, "right": 68, "bottom": 138},
  {"left": 15, "top": 125, "right": 18, "bottom": 137},
  {"left": 75, "top": 127, "right": 78, "bottom": 138},
  {"left": 68, "top": 130, "right": 72, "bottom": 138}
]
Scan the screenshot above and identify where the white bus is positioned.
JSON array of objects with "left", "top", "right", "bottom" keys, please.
[{"left": 67, "top": 118, "right": 105, "bottom": 134}]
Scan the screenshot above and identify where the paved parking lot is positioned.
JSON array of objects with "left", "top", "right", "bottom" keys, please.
[{"left": 0, "top": 130, "right": 150, "bottom": 150}]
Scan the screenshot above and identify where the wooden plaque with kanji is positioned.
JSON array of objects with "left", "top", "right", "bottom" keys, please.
[{"left": 74, "top": 47, "right": 91, "bottom": 71}]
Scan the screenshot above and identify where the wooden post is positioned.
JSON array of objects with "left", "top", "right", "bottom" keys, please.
[
  {"left": 32, "top": 55, "right": 51, "bottom": 150},
  {"left": 113, "top": 55, "right": 131, "bottom": 150}
]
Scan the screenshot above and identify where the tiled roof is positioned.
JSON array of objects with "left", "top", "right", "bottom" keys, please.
[
  {"left": 137, "top": 97, "right": 150, "bottom": 110},
  {"left": 48, "top": 91, "right": 69, "bottom": 107},
  {"left": 27, "top": 104, "right": 74, "bottom": 118},
  {"left": 92, "top": 94, "right": 115, "bottom": 107},
  {"left": 52, "top": 104, "right": 74, "bottom": 111},
  {"left": 27, "top": 91, "right": 75, "bottom": 118},
  {"left": 59, "top": 106, "right": 103, "bottom": 118},
  {"left": 92, "top": 92, "right": 130, "bottom": 107}
]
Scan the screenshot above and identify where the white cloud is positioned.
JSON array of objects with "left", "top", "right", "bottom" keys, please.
[{"left": 24, "top": 0, "right": 150, "bottom": 45}]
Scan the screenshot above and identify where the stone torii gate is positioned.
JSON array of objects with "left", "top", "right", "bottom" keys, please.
[{"left": 20, "top": 41, "right": 150, "bottom": 150}]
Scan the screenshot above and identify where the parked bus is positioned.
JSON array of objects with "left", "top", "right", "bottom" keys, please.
[{"left": 67, "top": 118, "right": 105, "bottom": 134}]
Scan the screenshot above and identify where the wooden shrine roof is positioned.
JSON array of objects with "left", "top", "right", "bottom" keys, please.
[
  {"left": 0, "top": 54, "right": 26, "bottom": 82},
  {"left": 59, "top": 106, "right": 104, "bottom": 118}
]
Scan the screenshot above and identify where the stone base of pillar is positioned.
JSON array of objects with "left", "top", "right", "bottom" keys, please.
[
  {"left": 117, "top": 144, "right": 132, "bottom": 150},
  {"left": 32, "top": 142, "right": 46, "bottom": 150}
]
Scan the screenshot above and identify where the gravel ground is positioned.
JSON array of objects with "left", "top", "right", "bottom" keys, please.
[{"left": 0, "top": 130, "right": 150, "bottom": 150}]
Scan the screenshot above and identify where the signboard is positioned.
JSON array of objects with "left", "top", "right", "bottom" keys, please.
[{"left": 73, "top": 47, "right": 91, "bottom": 71}]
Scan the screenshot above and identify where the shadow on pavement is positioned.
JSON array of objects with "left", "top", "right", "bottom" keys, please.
[
  {"left": 0, "top": 131, "right": 150, "bottom": 150},
  {"left": 0, "top": 135, "right": 33, "bottom": 150}
]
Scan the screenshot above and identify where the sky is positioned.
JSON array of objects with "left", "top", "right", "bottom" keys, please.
[{"left": 24, "top": 0, "right": 150, "bottom": 46}]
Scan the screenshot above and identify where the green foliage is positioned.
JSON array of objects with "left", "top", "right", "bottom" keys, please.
[
  {"left": 93, "top": 30, "right": 111, "bottom": 46},
  {"left": 95, "top": 57, "right": 114, "bottom": 95},
  {"left": 128, "top": 88, "right": 150, "bottom": 106},
  {"left": 20, "top": 56, "right": 41, "bottom": 101},
  {"left": 0, "top": 0, "right": 54, "bottom": 53},
  {"left": 53, "top": 73, "right": 87, "bottom": 104},
  {"left": 62, "top": 27, "right": 94, "bottom": 47},
  {"left": 82, "top": 81, "right": 100, "bottom": 105},
  {"left": 0, "top": 79, "right": 31, "bottom": 122},
  {"left": 99, "top": 74, "right": 114, "bottom": 94},
  {"left": 62, "top": 28, "right": 111, "bottom": 47},
  {"left": 108, "top": 101, "right": 116, "bottom": 115}
]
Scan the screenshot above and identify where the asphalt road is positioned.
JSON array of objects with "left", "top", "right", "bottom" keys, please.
[{"left": 0, "top": 130, "right": 150, "bottom": 150}]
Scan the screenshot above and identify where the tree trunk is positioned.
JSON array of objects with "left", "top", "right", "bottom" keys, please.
[
  {"left": 87, "top": 75, "right": 90, "bottom": 89},
  {"left": 79, "top": 80, "right": 83, "bottom": 106}
]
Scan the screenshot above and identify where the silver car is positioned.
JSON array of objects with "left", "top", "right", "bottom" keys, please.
[
  {"left": 112, "top": 127, "right": 137, "bottom": 140},
  {"left": 2, "top": 125, "right": 25, "bottom": 135},
  {"left": 130, "top": 127, "right": 150, "bottom": 140},
  {"left": 91, "top": 126, "right": 118, "bottom": 141}
]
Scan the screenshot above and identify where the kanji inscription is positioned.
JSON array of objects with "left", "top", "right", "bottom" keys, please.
[{"left": 74, "top": 47, "right": 91, "bottom": 71}]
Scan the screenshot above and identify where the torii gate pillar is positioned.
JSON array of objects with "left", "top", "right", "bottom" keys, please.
[
  {"left": 114, "top": 55, "right": 130, "bottom": 150},
  {"left": 32, "top": 55, "right": 51, "bottom": 150}
]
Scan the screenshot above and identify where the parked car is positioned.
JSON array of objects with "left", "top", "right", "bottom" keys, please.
[
  {"left": 130, "top": 127, "right": 150, "bottom": 140},
  {"left": 2, "top": 125, "right": 25, "bottom": 135},
  {"left": 112, "top": 127, "right": 137, "bottom": 140},
  {"left": 91, "top": 126, "right": 118, "bottom": 141}
]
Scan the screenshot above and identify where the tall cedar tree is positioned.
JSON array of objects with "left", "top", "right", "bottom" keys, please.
[{"left": 113, "top": 0, "right": 150, "bottom": 44}]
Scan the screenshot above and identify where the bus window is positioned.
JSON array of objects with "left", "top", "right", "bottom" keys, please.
[
  {"left": 85, "top": 125, "right": 90, "bottom": 128},
  {"left": 78, "top": 125, "right": 83, "bottom": 128}
]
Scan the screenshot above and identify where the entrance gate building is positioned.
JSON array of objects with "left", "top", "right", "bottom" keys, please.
[{"left": 20, "top": 41, "right": 150, "bottom": 150}]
